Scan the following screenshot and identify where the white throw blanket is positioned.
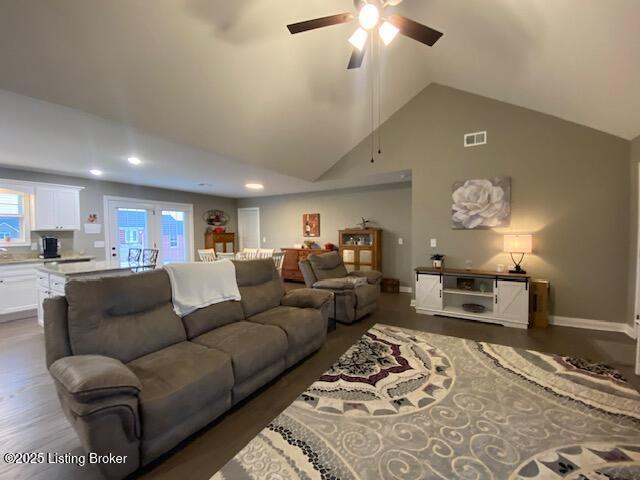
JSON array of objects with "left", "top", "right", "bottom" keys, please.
[{"left": 164, "top": 260, "right": 241, "bottom": 317}]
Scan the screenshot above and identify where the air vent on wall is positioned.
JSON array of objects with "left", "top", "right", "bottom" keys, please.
[{"left": 464, "top": 131, "right": 487, "bottom": 147}]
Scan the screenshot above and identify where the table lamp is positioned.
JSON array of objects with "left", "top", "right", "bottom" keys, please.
[{"left": 503, "top": 234, "right": 532, "bottom": 274}]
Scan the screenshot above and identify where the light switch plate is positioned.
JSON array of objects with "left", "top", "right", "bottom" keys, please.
[
  {"left": 430, "top": 238, "right": 437, "bottom": 247},
  {"left": 94, "top": 240, "right": 105, "bottom": 248},
  {"left": 262, "top": 237, "right": 267, "bottom": 244},
  {"left": 30, "top": 242, "right": 38, "bottom": 250},
  {"left": 398, "top": 237, "right": 404, "bottom": 245}
]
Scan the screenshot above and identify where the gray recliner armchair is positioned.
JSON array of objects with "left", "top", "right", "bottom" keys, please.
[{"left": 299, "top": 250, "right": 382, "bottom": 324}]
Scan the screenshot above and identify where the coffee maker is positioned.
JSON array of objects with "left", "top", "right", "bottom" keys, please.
[{"left": 42, "top": 236, "right": 60, "bottom": 259}]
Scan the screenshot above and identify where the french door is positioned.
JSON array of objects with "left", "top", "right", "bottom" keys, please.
[{"left": 105, "top": 197, "right": 194, "bottom": 265}]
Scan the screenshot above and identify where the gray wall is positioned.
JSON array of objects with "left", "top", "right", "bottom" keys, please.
[
  {"left": 321, "top": 84, "right": 631, "bottom": 323},
  {"left": 0, "top": 166, "right": 237, "bottom": 259},
  {"left": 628, "top": 135, "right": 640, "bottom": 326},
  {"left": 237, "top": 183, "right": 413, "bottom": 287}
]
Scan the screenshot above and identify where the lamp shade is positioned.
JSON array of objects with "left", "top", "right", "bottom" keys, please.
[{"left": 503, "top": 234, "right": 532, "bottom": 254}]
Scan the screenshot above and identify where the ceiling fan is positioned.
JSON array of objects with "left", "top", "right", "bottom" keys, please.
[{"left": 286, "top": 0, "right": 443, "bottom": 69}]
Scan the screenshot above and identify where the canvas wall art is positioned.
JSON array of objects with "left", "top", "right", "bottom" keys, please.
[
  {"left": 303, "top": 213, "right": 320, "bottom": 237},
  {"left": 452, "top": 177, "right": 511, "bottom": 229}
]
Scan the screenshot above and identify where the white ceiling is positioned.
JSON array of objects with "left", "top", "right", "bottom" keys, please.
[{"left": 0, "top": 0, "right": 637, "bottom": 195}]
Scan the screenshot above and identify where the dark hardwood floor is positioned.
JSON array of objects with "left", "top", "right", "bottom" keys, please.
[{"left": 1, "top": 287, "right": 638, "bottom": 480}]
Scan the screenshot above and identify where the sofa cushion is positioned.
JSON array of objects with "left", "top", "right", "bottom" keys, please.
[
  {"left": 233, "top": 259, "right": 285, "bottom": 317},
  {"left": 191, "top": 321, "right": 286, "bottom": 383},
  {"left": 127, "top": 341, "right": 233, "bottom": 442},
  {"left": 308, "top": 251, "right": 348, "bottom": 281},
  {"left": 248, "top": 306, "right": 325, "bottom": 366},
  {"left": 65, "top": 270, "right": 186, "bottom": 363},
  {"left": 181, "top": 300, "right": 245, "bottom": 339}
]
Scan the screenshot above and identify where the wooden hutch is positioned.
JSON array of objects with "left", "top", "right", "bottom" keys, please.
[
  {"left": 204, "top": 231, "right": 236, "bottom": 253},
  {"left": 339, "top": 228, "right": 382, "bottom": 273}
]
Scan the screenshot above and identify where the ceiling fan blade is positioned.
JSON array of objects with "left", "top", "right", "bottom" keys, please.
[
  {"left": 287, "top": 12, "right": 354, "bottom": 34},
  {"left": 387, "top": 14, "right": 443, "bottom": 46},
  {"left": 347, "top": 43, "right": 368, "bottom": 69}
]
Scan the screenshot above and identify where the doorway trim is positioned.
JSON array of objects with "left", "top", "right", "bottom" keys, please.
[
  {"left": 237, "top": 207, "right": 261, "bottom": 251},
  {"left": 103, "top": 195, "right": 195, "bottom": 263}
]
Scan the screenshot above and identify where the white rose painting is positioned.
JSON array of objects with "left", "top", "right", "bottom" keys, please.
[{"left": 451, "top": 177, "right": 511, "bottom": 229}]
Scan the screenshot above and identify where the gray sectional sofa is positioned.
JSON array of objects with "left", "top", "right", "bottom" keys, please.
[{"left": 43, "top": 259, "right": 332, "bottom": 479}]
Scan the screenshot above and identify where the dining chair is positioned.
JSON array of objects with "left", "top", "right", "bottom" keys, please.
[
  {"left": 242, "top": 248, "right": 259, "bottom": 260},
  {"left": 198, "top": 248, "right": 217, "bottom": 262},
  {"left": 128, "top": 248, "right": 142, "bottom": 264},
  {"left": 142, "top": 248, "right": 159, "bottom": 269},
  {"left": 257, "top": 248, "right": 275, "bottom": 259},
  {"left": 272, "top": 251, "right": 285, "bottom": 275}
]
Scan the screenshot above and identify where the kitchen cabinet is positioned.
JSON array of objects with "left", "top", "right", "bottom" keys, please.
[
  {"left": 0, "top": 264, "right": 39, "bottom": 321},
  {"left": 34, "top": 186, "right": 82, "bottom": 230}
]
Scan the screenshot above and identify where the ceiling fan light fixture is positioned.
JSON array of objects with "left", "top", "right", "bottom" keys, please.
[
  {"left": 349, "top": 27, "right": 368, "bottom": 51},
  {"left": 379, "top": 21, "right": 399, "bottom": 45},
  {"left": 358, "top": 4, "right": 380, "bottom": 30}
]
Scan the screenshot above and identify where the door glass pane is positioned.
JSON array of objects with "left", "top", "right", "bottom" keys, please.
[
  {"left": 117, "top": 208, "right": 148, "bottom": 261},
  {"left": 161, "top": 210, "right": 186, "bottom": 263}
]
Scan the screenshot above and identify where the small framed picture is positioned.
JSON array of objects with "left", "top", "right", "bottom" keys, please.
[{"left": 457, "top": 278, "right": 475, "bottom": 291}]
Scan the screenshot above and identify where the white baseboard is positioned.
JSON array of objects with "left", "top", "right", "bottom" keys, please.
[
  {"left": 399, "top": 286, "right": 412, "bottom": 294},
  {"left": 550, "top": 315, "right": 636, "bottom": 339}
]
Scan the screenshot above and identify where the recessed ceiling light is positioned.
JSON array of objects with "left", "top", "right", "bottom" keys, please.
[
  {"left": 127, "top": 156, "right": 141, "bottom": 165},
  {"left": 245, "top": 183, "right": 264, "bottom": 190},
  {"left": 89, "top": 169, "right": 103, "bottom": 176}
]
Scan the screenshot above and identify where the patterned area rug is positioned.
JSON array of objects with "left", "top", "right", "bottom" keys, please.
[{"left": 213, "top": 324, "right": 640, "bottom": 479}]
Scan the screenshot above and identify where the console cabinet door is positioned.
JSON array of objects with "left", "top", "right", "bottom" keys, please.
[
  {"left": 496, "top": 280, "right": 528, "bottom": 324},
  {"left": 416, "top": 273, "right": 443, "bottom": 311}
]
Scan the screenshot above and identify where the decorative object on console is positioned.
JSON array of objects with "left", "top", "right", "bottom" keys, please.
[
  {"left": 303, "top": 239, "right": 319, "bottom": 249},
  {"left": 462, "top": 303, "right": 486, "bottom": 313},
  {"left": 358, "top": 217, "right": 370, "bottom": 229},
  {"left": 303, "top": 213, "right": 320, "bottom": 237},
  {"left": 457, "top": 277, "right": 474, "bottom": 291},
  {"left": 203, "top": 209, "right": 229, "bottom": 231},
  {"left": 430, "top": 253, "right": 444, "bottom": 268},
  {"left": 323, "top": 242, "right": 337, "bottom": 251},
  {"left": 452, "top": 177, "right": 511, "bottom": 229},
  {"left": 504, "top": 234, "right": 533, "bottom": 274}
]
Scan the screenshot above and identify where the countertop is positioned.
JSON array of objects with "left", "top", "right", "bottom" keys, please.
[
  {"left": 0, "top": 253, "right": 95, "bottom": 266},
  {"left": 37, "top": 260, "right": 154, "bottom": 277}
]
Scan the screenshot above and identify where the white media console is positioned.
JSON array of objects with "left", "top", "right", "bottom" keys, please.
[{"left": 414, "top": 267, "right": 530, "bottom": 329}]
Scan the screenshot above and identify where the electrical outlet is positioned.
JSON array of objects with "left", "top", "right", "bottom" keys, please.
[
  {"left": 398, "top": 237, "right": 403, "bottom": 245},
  {"left": 30, "top": 242, "right": 38, "bottom": 250},
  {"left": 94, "top": 240, "right": 105, "bottom": 248},
  {"left": 430, "top": 238, "right": 437, "bottom": 248}
]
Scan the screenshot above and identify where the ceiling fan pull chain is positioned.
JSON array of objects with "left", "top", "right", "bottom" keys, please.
[
  {"left": 377, "top": 35, "right": 382, "bottom": 156},
  {"left": 370, "top": 34, "right": 375, "bottom": 164}
]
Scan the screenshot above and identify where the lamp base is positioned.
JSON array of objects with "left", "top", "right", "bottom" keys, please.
[{"left": 509, "top": 265, "right": 526, "bottom": 274}]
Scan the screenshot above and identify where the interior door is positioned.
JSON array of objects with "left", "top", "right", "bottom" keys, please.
[{"left": 238, "top": 207, "right": 260, "bottom": 251}]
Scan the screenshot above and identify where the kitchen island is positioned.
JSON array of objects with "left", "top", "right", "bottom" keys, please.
[{"left": 36, "top": 260, "right": 155, "bottom": 325}]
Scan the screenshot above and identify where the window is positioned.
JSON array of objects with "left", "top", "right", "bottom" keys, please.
[{"left": 0, "top": 188, "right": 31, "bottom": 246}]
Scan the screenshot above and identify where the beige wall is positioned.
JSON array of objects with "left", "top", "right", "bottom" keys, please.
[
  {"left": 0, "top": 166, "right": 237, "bottom": 260},
  {"left": 237, "top": 183, "right": 413, "bottom": 287},
  {"left": 628, "top": 135, "right": 640, "bottom": 326},
  {"left": 322, "top": 84, "right": 631, "bottom": 323}
]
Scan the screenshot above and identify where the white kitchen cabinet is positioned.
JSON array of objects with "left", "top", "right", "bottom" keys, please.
[
  {"left": 0, "top": 264, "right": 39, "bottom": 321},
  {"left": 495, "top": 280, "right": 529, "bottom": 324},
  {"left": 34, "top": 186, "right": 81, "bottom": 230},
  {"left": 415, "top": 273, "right": 443, "bottom": 311}
]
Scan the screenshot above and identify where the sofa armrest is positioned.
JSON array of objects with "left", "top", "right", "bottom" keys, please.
[
  {"left": 281, "top": 288, "right": 333, "bottom": 309},
  {"left": 313, "top": 277, "right": 366, "bottom": 290},
  {"left": 50, "top": 354, "right": 142, "bottom": 403},
  {"left": 348, "top": 270, "right": 382, "bottom": 284}
]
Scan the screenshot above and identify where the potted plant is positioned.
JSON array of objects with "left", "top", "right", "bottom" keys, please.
[{"left": 430, "top": 253, "right": 445, "bottom": 268}]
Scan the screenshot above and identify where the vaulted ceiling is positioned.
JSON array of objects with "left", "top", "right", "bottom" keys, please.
[{"left": 0, "top": 0, "right": 637, "bottom": 192}]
